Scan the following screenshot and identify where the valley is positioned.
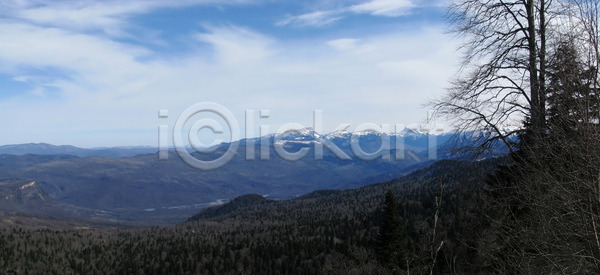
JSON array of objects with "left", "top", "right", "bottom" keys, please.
[{"left": 0, "top": 130, "right": 456, "bottom": 225}]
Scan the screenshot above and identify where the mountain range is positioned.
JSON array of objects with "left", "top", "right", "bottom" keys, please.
[
  {"left": 0, "top": 129, "right": 493, "bottom": 225},
  {"left": 0, "top": 143, "right": 157, "bottom": 158}
]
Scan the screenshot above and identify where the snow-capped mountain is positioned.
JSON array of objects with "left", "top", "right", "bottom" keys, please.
[{"left": 265, "top": 127, "right": 453, "bottom": 158}]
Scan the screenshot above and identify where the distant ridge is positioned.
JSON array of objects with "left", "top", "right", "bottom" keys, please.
[
  {"left": 0, "top": 143, "right": 157, "bottom": 158},
  {"left": 0, "top": 128, "right": 459, "bottom": 159}
]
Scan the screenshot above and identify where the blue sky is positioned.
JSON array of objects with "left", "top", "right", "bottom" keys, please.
[{"left": 0, "top": 0, "right": 458, "bottom": 147}]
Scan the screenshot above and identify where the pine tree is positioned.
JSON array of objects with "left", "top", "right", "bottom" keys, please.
[
  {"left": 375, "top": 189, "right": 407, "bottom": 271},
  {"left": 547, "top": 41, "right": 597, "bottom": 131}
]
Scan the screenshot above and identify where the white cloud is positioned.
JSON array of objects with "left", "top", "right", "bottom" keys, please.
[
  {"left": 0, "top": 22, "right": 154, "bottom": 103},
  {"left": 350, "top": 0, "right": 414, "bottom": 16},
  {"left": 0, "top": 23, "right": 148, "bottom": 68},
  {"left": 13, "top": 2, "right": 139, "bottom": 36},
  {"left": 327, "top": 38, "right": 358, "bottom": 51},
  {"left": 277, "top": 0, "right": 417, "bottom": 28},
  {"left": 277, "top": 10, "right": 343, "bottom": 27},
  {"left": 12, "top": 76, "right": 28, "bottom": 82},
  {"left": 326, "top": 38, "right": 377, "bottom": 53},
  {"left": 2, "top": 0, "right": 259, "bottom": 36},
  {"left": 196, "top": 25, "right": 275, "bottom": 65},
  {"left": 30, "top": 87, "right": 46, "bottom": 97}
]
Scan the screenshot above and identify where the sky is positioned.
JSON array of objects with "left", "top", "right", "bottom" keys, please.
[{"left": 0, "top": 0, "right": 459, "bottom": 148}]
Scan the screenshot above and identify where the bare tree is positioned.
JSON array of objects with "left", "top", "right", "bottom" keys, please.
[
  {"left": 432, "top": 0, "right": 553, "bottom": 154},
  {"left": 435, "top": 0, "right": 600, "bottom": 272},
  {"left": 572, "top": 0, "right": 600, "bottom": 119},
  {"left": 484, "top": 24, "right": 600, "bottom": 274}
]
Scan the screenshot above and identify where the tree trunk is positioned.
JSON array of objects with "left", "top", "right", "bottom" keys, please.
[
  {"left": 527, "top": 0, "right": 542, "bottom": 135},
  {"left": 539, "top": 0, "right": 547, "bottom": 126}
]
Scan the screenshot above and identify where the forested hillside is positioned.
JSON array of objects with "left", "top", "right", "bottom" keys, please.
[{"left": 0, "top": 159, "right": 501, "bottom": 274}]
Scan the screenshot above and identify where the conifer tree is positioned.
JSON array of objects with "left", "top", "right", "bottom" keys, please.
[{"left": 375, "top": 189, "right": 407, "bottom": 271}]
